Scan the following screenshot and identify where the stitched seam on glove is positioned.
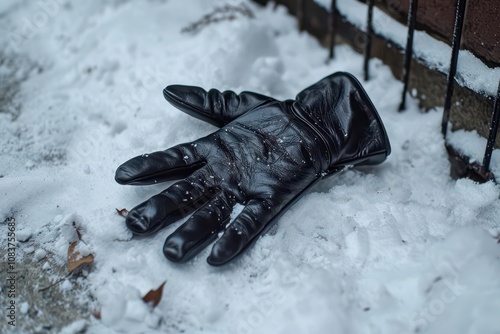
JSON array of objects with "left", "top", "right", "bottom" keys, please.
[{"left": 290, "top": 103, "right": 332, "bottom": 173}]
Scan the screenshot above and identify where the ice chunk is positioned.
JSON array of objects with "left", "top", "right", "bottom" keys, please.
[
  {"left": 17, "top": 228, "right": 32, "bottom": 242},
  {"left": 34, "top": 249, "right": 47, "bottom": 261},
  {"left": 20, "top": 302, "right": 29, "bottom": 314}
]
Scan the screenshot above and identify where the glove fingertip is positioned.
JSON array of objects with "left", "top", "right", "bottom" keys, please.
[
  {"left": 206, "top": 254, "right": 226, "bottom": 267},
  {"left": 163, "top": 85, "right": 205, "bottom": 108},
  {"left": 163, "top": 243, "right": 183, "bottom": 262},
  {"left": 163, "top": 85, "right": 182, "bottom": 104},
  {"left": 207, "top": 228, "right": 247, "bottom": 266},
  {"left": 115, "top": 164, "right": 134, "bottom": 185}
]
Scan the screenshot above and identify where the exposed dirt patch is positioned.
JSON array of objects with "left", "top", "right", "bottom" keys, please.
[
  {"left": 0, "top": 219, "right": 95, "bottom": 334},
  {"left": 0, "top": 52, "right": 42, "bottom": 121}
]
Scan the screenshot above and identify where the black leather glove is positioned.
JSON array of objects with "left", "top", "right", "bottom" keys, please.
[{"left": 115, "top": 72, "right": 391, "bottom": 266}]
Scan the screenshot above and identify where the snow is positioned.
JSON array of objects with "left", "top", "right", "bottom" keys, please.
[
  {"left": 42, "top": 261, "right": 52, "bottom": 271},
  {"left": 447, "top": 127, "right": 500, "bottom": 176},
  {"left": 75, "top": 241, "right": 92, "bottom": 258},
  {"left": 315, "top": 0, "right": 500, "bottom": 97},
  {"left": 20, "top": 302, "right": 29, "bottom": 315},
  {"left": 0, "top": 0, "right": 499, "bottom": 333},
  {"left": 59, "top": 319, "right": 88, "bottom": 334},
  {"left": 16, "top": 227, "right": 33, "bottom": 242},
  {"left": 60, "top": 279, "right": 73, "bottom": 292},
  {"left": 34, "top": 248, "right": 47, "bottom": 261},
  {"left": 99, "top": 285, "right": 163, "bottom": 331},
  {"left": 23, "top": 246, "right": 35, "bottom": 254}
]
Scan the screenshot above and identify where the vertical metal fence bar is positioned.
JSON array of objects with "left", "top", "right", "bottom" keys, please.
[
  {"left": 398, "top": 0, "right": 419, "bottom": 111},
  {"left": 482, "top": 80, "right": 500, "bottom": 173},
  {"left": 441, "top": 0, "right": 467, "bottom": 137},
  {"left": 329, "top": 0, "right": 337, "bottom": 59},
  {"left": 363, "top": 0, "right": 375, "bottom": 81},
  {"left": 297, "top": 0, "right": 305, "bottom": 32}
]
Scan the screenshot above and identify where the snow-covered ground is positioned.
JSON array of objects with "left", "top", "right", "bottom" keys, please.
[{"left": 1, "top": 1, "right": 500, "bottom": 333}]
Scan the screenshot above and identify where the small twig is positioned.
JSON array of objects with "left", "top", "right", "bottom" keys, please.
[
  {"left": 38, "top": 272, "right": 73, "bottom": 292},
  {"left": 181, "top": 3, "right": 254, "bottom": 35},
  {"left": 72, "top": 221, "right": 82, "bottom": 240}
]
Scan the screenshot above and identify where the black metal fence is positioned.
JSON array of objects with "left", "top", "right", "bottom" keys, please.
[
  {"left": 349, "top": 0, "right": 499, "bottom": 180},
  {"left": 269, "top": 0, "right": 500, "bottom": 182}
]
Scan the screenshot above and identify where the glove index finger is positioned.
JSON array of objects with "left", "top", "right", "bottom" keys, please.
[
  {"left": 164, "top": 85, "right": 275, "bottom": 127},
  {"left": 115, "top": 143, "right": 205, "bottom": 185}
]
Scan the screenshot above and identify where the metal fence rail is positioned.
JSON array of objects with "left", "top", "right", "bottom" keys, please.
[
  {"left": 398, "top": 0, "right": 419, "bottom": 112},
  {"left": 323, "top": 0, "right": 499, "bottom": 181},
  {"left": 441, "top": 0, "right": 468, "bottom": 137}
]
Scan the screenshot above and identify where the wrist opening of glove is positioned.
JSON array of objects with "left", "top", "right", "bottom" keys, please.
[{"left": 293, "top": 72, "right": 391, "bottom": 174}]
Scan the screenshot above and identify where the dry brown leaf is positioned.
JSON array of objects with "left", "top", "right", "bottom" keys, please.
[
  {"left": 116, "top": 208, "right": 129, "bottom": 218},
  {"left": 67, "top": 241, "right": 94, "bottom": 273},
  {"left": 92, "top": 311, "right": 101, "bottom": 319},
  {"left": 142, "top": 281, "right": 167, "bottom": 308}
]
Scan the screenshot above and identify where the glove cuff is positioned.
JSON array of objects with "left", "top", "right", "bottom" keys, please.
[{"left": 294, "top": 72, "right": 391, "bottom": 174}]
